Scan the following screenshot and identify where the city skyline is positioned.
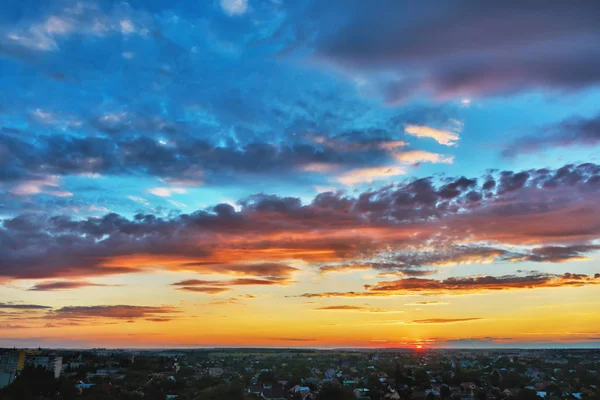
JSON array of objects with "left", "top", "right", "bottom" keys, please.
[{"left": 1, "top": 0, "right": 600, "bottom": 349}]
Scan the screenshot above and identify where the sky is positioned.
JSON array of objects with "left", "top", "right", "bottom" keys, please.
[{"left": 0, "top": 0, "right": 600, "bottom": 349}]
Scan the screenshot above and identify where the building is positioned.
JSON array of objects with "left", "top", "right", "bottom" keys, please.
[
  {"left": 27, "top": 355, "right": 63, "bottom": 379},
  {"left": 0, "top": 351, "right": 26, "bottom": 388},
  {"left": 208, "top": 367, "right": 224, "bottom": 377}
]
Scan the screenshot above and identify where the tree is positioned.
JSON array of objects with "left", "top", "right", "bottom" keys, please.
[
  {"left": 0, "top": 366, "right": 58, "bottom": 399},
  {"left": 516, "top": 388, "right": 538, "bottom": 400},
  {"left": 317, "top": 383, "right": 355, "bottom": 400},
  {"left": 440, "top": 385, "right": 452, "bottom": 400},
  {"left": 193, "top": 383, "right": 245, "bottom": 400},
  {"left": 475, "top": 390, "right": 488, "bottom": 400}
]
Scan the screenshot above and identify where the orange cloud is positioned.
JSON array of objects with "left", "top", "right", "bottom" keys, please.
[
  {"left": 394, "top": 150, "right": 454, "bottom": 164},
  {"left": 298, "top": 273, "right": 600, "bottom": 298},
  {"left": 404, "top": 124, "right": 460, "bottom": 146},
  {"left": 411, "top": 318, "right": 482, "bottom": 324},
  {"left": 367, "top": 273, "right": 600, "bottom": 294},
  {"left": 51, "top": 305, "right": 179, "bottom": 319},
  {"left": 337, "top": 166, "right": 406, "bottom": 185},
  {"left": 177, "top": 287, "right": 231, "bottom": 294},
  {"left": 313, "top": 305, "right": 402, "bottom": 313}
]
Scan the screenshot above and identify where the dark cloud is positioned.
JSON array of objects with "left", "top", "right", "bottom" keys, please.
[
  {"left": 51, "top": 305, "right": 179, "bottom": 319},
  {"left": 176, "top": 263, "right": 298, "bottom": 279},
  {"left": 0, "top": 132, "right": 375, "bottom": 184},
  {"left": 318, "top": 246, "right": 508, "bottom": 276},
  {"left": 0, "top": 302, "right": 52, "bottom": 309},
  {"left": 503, "top": 114, "right": 600, "bottom": 158},
  {"left": 176, "top": 287, "right": 230, "bottom": 294},
  {"left": 1, "top": 163, "right": 599, "bottom": 280},
  {"left": 0, "top": 324, "right": 30, "bottom": 329},
  {"left": 513, "top": 245, "right": 600, "bottom": 263},
  {"left": 310, "top": 0, "right": 600, "bottom": 101},
  {"left": 173, "top": 276, "right": 292, "bottom": 295},
  {"left": 28, "top": 280, "right": 121, "bottom": 291},
  {"left": 366, "top": 273, "right": 600, "bottom": 294},
  {"left": 299, "top": 273, "right": 600, "bottom": 298}
]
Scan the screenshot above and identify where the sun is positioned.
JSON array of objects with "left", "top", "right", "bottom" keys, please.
[{"left": 416, "top": 344, "right": 423, "bottom": 349}]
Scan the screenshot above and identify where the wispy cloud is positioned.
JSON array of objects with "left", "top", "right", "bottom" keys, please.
[
  {"left": 411, "top": 318, "right": 482, "bottom": 324},
  {"left": 404, "top": 124, "right": 460, "bottom": 146},
  {"left": 28, "top": 281, "right": 122, "bottom": 291}
]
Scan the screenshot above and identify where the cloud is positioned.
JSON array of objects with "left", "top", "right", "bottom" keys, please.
[
  {"left": 318, "top": 245, "right": 509, "bottom": 276},
  {"left": 148, "top": 187, "right": 187, "bottom": 197},
  {"left": 313, "top": 305, "right": 401, "bottom": 313},
  {"left": 395, "top": 150, "right": 454, "bottom": 164},
  {"left": 411, "top": 318, "right": 482, "bottom": 324},
  {"left": 177, "top": 287, "right": 231, "bottom": 294},
  {"left": 404, "top": 124, "right": 460, "bottom": 146},
  {"left": 296, "top": 292, "right": 386, "bottom": 299},
  {"left": 508, "top": 245, "right": 600, "bottom": 263},
  {"left": 0, "top": 324, "right": 30, "bottom": 330},
  {"left": 52, "top": 305, "right": 179, "bottom": 319},
  {"left": 366, "top": 273, "right": 600, "bottom": 295},
  {"left": 0, "top": 132, "right": 398, "bottom": 186},
  {"left": 0, "top": 303, "right": 52, "bottom": 310},
  {"left": 28, "top": 281, "right": 121, "bottom": 291},
  {"left": 1, "top": 163, "right": 599, "bottom": 281},
  {"left": 221, "top": 0, "right": 248, "bottom": 16},
  {"left": 1, "top": 2, "right": 152, "bottom": 56},
  {"left": 298, "top": 273, "right": 600, "bottom": 298},
  {"left": 172, "top": 277, "right": 290, "bottom": 286},
  {"left": 311, "top": 1, "right": 600, "bottom": 101},
  {"left": 503, "top": 114, "right": 600, "bottom": 158},
  {"left": 314, "top": 305, "right": 367, "bottom": 311},
  {"left": 127, "top": 196, "right": 151, "bottom": 206},
  {"left": 337, "top": 166, "right": 406, "bottom": 185},
  {"left": 10, "top": 176, "right": 72, "bottom": 197},
  {"left": 173, "top": 275, "right": 293, "bottom": 294},
  {"left": 175, "top": 262, "right": 298, "bottom": 279},
  {"left": 405, "top": 301, "right": 449, "bottom": 306}
]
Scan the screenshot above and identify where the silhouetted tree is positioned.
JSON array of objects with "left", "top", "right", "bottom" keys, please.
[{"left": 316, "top": 383, "right": 355, "bottom": 400}]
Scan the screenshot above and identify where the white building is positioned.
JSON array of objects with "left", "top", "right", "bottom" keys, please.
[{"left": 28, "top": 355, "right": 63, "bottom": 379}]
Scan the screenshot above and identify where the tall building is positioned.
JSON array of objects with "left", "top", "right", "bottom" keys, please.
[
  {"left": 0, "top": 351, "right": 26, "bottom": 388},
  {"left": 27, "top": 355, "right": 63, "bottom": 379}
]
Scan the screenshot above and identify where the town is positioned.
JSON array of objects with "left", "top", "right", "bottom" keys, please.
[{"left": 1, "top": 348, "right": 598, "bottom": 400}]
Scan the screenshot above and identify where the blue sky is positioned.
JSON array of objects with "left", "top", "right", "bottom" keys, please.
[{"left": 0, "top": 0, "right": 599, "bottom": 348}]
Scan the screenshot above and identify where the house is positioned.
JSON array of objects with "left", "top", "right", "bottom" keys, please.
[
  {"left": 75, "top": 381, "right": 95, "bottom": 393},
  {"left": 291, "top": 385, "right": 311, "bottom": 394},
  {"left": 354, "top": 388, "right": 370, "bottom": 399},
  {"left": 248, "top": 385, "right": 263, "bottom": 395},
  {"left": 261, "top": 387, "right": 285, "bottom": 400},
  {"left": 461, "top": 382, "right": 478, "bottom": 394},
  {"left": 208, "top": 367, "right": 224, "bottom": 377}
]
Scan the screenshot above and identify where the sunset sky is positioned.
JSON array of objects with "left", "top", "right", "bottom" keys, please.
[{"left": 1, "top": 0, "right": 600, "bottom": 349}]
